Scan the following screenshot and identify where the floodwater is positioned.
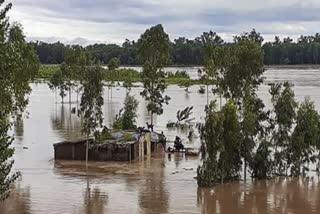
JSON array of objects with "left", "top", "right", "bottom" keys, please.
[{"left": 1, "top": 67, "right": 320, "bottom": 214}]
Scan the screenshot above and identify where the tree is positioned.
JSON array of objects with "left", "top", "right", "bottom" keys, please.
[
  {"left": 289, "top": 97, "right": 320, "bottom": 176},
  {"left": 272, "top": 82, "right": 297, "bottom": 176},
  {"left": 48, "top": 68, "right": 65, "bottom": 103},
  {"left": 218, "top": 101, "right": 242, "bottom": 183},
  {"left": 200, "top": 31, "right": 224, "bottom": 107},
  {"left": 197, "top": 101, "right": 224, "bottom": 187},
  {"left": 240, "top": 87, "right": 266, "bottom": 180},
  {"left": 0, "top": 0, "right": 39, "bottom": 200},
  {"left": 197, "top": 100, "right": 242, "bottom": 186},
  {"left": 138, "top": 24, "right": 171, "bottom": 126},
  {"left": 80, "top": 65, "right": 104, "bottom": 163},
  {"left": 113, "top": 93, "right": 139, "bottom": 130},
  {"left": 62, "top": 46, "right": 90, "bottom": 104},
  {"left": 107, "top": 57, "right": 120, "bottom": 71},
  {"left": 222, "top": 33, "right": 264, "bottom": 101}
]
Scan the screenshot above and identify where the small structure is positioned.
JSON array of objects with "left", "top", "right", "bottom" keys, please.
[{"left": 53, "top": 131, "right": 163, "bottom": 162}]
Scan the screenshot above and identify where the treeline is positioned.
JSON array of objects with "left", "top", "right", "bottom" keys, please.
[{"left": 31, "top": 32, "right": 320, "bottom": 65}]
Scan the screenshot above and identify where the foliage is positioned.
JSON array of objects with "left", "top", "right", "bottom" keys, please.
[
  {"left": 197, "top": 101, "right": 241, "bottom": 186},
  {"left": 104, "top": 68, "right": 141, "bottom": 83},
  {"left": 240, "top": 87, "right": 267, "bottom": 179},
  {"left": 272, "top": 82, "right": 297, "bottom": 176},
  {"left": 138, "top": 24, "right": 171, "bottom": 125},
  {"left": 94, "top": 127, "right": 112, "bottom": 143},
  {"left": 31, "top": 30, "right": 320, "bottom": 66},
  {"left": 166, "top": 70, "right": 190, "bottom": 79},
  {"left": 38, "top": 64, "right": 60, "bottom": 78},
  {"left": 218, "top": 101, "right": 242, "bottom": 182},
  {"left": 167, "top": 106, "right": 194, "bottom": 128},
  {"left": 289, "top": 98, "right": 320, "bottom": 176},
  {"left": 107, "top": 57, "right": 121, "bottom": 71},
  {"left": 250, "top": 140, "right": 273, "bottom": 179},
  {"left": 80, "top": 65, "right": 104, "bottom": 137},
  {"left": 113, "top": 93, "right": 139, "bottom": 130},
  {"left": 221, "top": 33, "right": 265, "bottom": 100},
  {"left": 177, "top": 106, "right": 194, "bottom": 123},
  {"left": 0, "top": 0, "right": 39, "bottom": 200},
  {"left": 197, "top": 101, "right": 224, "bottom": 187}
]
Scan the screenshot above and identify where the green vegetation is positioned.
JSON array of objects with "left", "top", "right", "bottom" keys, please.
[
  {"left": 38, "top": 64, "right": 60, "bottom": 78},
  {"left": 197, "top": 29, "right": 320, "bottom": 187},
  {"left": 138, "top": 24, "right": 171, "bottom": 125},
  {"left": 167, "top": 106, "right": 194, "bottom": 128},
  {"left": 113, "top": 93, "right": 139, "bottom": 130},
  {"left": 40, "top": 65, "right": 211, "bottom": 86},
  {"left": 0, "top": 0, "right": 39, "bottom": 200},
  {"left": 80, "top": 64, "right": 104, "bottom": 163},
  {"left": 32, "top": 29, "right": 320, "bottom": 66}
]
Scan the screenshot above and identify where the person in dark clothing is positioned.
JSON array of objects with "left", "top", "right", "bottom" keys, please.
[
  {"left": 159, "top": 131, "right": 167, "bottom": 151},
  {"left": 174, "top": 136, "right": 184, "bottom": 151},
  {"left": 146, "top": 122, "right": 154, "bottom": 132}
]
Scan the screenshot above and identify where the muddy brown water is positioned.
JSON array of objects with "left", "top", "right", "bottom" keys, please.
[{"left": 1, "top": 67, "right": 320, "bottom": 214}]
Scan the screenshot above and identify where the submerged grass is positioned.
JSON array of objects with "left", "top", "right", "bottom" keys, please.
[{"left": 37, "top": 64, "right": 212, "bottom": 85}]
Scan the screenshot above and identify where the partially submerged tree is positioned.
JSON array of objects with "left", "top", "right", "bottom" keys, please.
[
  {"left": 80, "top": 65, "right": 104, "bottom": 163},
  {"left": 272, "top": 82, "right": 297, "bottom": 176},
  {"left": 289, "top": 97, "right": 320, "bottom": 176},
  {"left": 62, "top": 47, "right": 90, "bottom": 104},
  {"left": 138, "top": 24, "right": 171, "bottom": 126},
  {"left": 48, "top": 69, "right": 66, "bottom": 103},
  {"left": 0, "top": 0, "right": 39, "bottom": 200},
  {"left": 240, "top": 87, "right": 266, "bottom": 180},
  {"left": 218, "top": 101, "right": 242, "bottom": 183},
  {"left": 197, "top": 101, "right": 241, "bottom": 185},
  {"left": 200, "top": 31, "right": 224, "bottom": 107},
  {"left": 197, "top": 101, "right": 224, "bottom": 187},
  {"left": 113, "top": 93, "right": 139, "bottom": 130},
  {"left": 167, "top": 106, "right": 194, "bottom": 128}
]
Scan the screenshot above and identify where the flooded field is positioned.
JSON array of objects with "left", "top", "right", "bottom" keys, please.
[{"left": 1, "top": 67, "right": 320, "bottom": 214}]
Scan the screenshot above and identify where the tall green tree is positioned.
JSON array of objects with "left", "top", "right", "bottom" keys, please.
[
  {"left": 240, "top": 87, "right": 266, "bottom": 180},
  {"left": 197, "top": 101, "right": 242, "bottom": 185},
  {"left": 222, "top": 33, "right": 264, "bottom": 101},
  {"left": 197, "top": 101, "right": 224, "bottom": 187},
  {"left": 218, "top": 101, "right": 242, "bottom": 183},
  {"left": 62, "top": 46, "right": 90, "bottom": 104},
  {"left": 0, "top": 0, "right": 39, "bottom": 200},
  {"left": 200, "top": 31, "right": 224, "bottom": 107},
  {"left": 138, "top": 24, "right": 170, "bottom": 125},
  {"left": 289, "top": 97, "right": 320, "bottom": 176},
  {"left": 80, "top": 65, "right": 104, "bottom": 163},
  {"left": 272, "top": 82, "right": 297, "bottom": 176}
]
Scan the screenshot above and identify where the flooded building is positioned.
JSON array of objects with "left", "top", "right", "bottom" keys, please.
[{"left": 53, "top": 131, "right": 164, "bottom": 162}]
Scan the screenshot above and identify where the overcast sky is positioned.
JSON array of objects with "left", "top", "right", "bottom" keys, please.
[{"left": 6, "top": 0, "right": 320, "bottom": 46}]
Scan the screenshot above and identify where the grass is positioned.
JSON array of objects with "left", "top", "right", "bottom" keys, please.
[
  {"left": 37, "top": 64, "right": 60, "bottom": 79},
  {"left": 37, "top": 64, "right": 212, "bottom": 85}
]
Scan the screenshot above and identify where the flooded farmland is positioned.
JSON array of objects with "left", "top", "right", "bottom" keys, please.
[{"left": 1, "top": 67, "right": 320, "bottom": 214}]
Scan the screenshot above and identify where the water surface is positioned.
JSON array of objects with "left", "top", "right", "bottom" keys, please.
[{"left": 1, "top": 67, "right": 320, "bottom": 214}]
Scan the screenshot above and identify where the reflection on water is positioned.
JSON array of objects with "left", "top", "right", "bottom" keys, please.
[
  {"left": 138, "top": 159, "right": 169, "bottom": 214},
  {"left": 51, "top": 104, "right": 84, "bottom": 140},
  {"left": 197, "top": 177, "right": 320, "bottom": 214},
  {"left": 1, "top": 68, "right": 320, "bottom": 213},
  {"left": 14, "top": 117, "right": 24, "bottom": 143},
  {"left": 82, "top": 188, "right": 108, "bottom": 214},
  {"left": 0, "top": 182, "right": 31, "bottom": 214}
]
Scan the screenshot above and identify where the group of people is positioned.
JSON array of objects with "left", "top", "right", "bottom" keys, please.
[{"left": 138, "top": 122, "right": 185, "bottom": 153}]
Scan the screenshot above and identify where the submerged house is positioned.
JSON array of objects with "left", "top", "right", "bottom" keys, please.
[{"left": 54, "top": 131, "right": 164, "bottom": 162}]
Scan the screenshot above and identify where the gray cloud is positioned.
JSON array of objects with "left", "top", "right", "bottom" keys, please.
[{"left": 7, "top": 0, "right": 320, "bottom": 44}]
